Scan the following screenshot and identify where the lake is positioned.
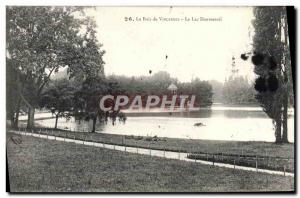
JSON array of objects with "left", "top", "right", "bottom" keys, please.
[{"left": 34, "top": 104, "right": 294, "bottom": 142}]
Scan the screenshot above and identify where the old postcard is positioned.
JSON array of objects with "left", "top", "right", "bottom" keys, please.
[{"left": 6, "top": 6, "right": 295, "bottom": 193}]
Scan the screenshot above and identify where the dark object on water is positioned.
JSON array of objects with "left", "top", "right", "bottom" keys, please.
[
  {"left": 149, "top": 70, "right": 152, "bottom": 74},
  {"left": 194, "top": 122, "right": 205, "bottom": 127}
]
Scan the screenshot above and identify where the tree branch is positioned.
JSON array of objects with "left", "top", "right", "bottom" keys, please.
[
  {"left": 19, "top": 90, "right": 33, "bottom": 109},
  {"left": 37, "top": 66, "right": 57, "bottom": 96}
]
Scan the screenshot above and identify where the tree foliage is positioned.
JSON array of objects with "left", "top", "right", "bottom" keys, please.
[
  {"left": 251, "top": 7, "right": 293, "bottom": 143},
  {"left": 6, "top": 6, "right": 105, "bottom": 129},
  {"left": 177, "top": 78, "right": 213, "bottom": 107},
  {"left": 39, "top": 79, "right": 75, "bottom": 128},
  {"left": 222, "top": 76, "right": 257, "bottom": 105},
  {"left": 107, "top": 71, "right": 213, "bottom": 107}
]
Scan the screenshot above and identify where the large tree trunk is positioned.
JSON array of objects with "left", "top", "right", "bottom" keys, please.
[
  {"left": 92, "top": 117, "right": 97, "bottom": 133},
  {"left": 19, "top": 92, "right": 35, "bottom": 129},
  {"left": 281, "top": 8, "right": 290, "bottom": 144},
  {"left": 14, "top": 112, "right": 19, "bottom": 128},
  {"left": 9, "top": 114, "right": 15, "bottom": 128},
  {"left": 282, "top": 93, "right": 289, "bottom": 143},
  {"left": 13, "top": 98, "right": 21, "bottom": 129},
  {"left": 8, "top": 98, "right": 21, "bottom": 129},
  {"left": 12, "top": 112, "right": 19, "bottom": 129},
  {"left": 27, "top": 107, "right": 35, "bottom": 129},
  {"left": 275, "top": 116, "right": 282, "bottom": 144},
  {"left": 54, "top": 114, "right": 59, "bottom": 129}
]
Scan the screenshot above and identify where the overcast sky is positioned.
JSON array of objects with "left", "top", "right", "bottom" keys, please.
[{"left": 86, "top": 7, "right": 255, "bottom": 82}]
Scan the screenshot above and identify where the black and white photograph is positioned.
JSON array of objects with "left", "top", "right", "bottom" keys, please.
[{"left": 5, "top": 5, "right": 296, "bottom": 193}]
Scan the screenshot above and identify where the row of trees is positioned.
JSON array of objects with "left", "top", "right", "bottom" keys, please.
[
  {"left": 107, "top": 71, "right": 213, "bottom": 107},
  {"left": 39, "top": 70, "right": 213, "bottom": 132},
  {"left": 39, "top": 77, "right": 127, "bottom": 132}
]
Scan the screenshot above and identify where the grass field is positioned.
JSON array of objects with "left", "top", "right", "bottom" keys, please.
[
  {"left": 31, "top": 127, "right": 295, "bottom": 158},
  {"left": 22, "top": 127, "right": 294, "bottom": 173},
  {"left": 7, "top": 132, "right": 294, "bottom": 192}
]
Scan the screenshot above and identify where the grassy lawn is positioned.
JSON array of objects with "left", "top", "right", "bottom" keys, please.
[
  {"left": 21, "top": 127, "right": 294, "bottom": 172},
  {"left": 7, "top": 132, "right": 294, "bottom": 192},
  {"left": 187, "top": 153, "right": 293, "bottom": 173},
  {"left": 29, "top": 127, "right": 295, "bottom": 158}
]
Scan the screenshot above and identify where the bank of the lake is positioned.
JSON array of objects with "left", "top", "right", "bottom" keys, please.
[{"left": 7, "top": 133, "right": 294, "bottom": 192}]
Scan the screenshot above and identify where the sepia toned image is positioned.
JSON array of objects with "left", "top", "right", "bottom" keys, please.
[{"left": 6, "top": 6, "right": 295, "bottom": 192}]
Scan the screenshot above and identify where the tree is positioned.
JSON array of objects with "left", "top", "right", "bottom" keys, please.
[
  {"left": 177, "top": 78, "right": 213, "bottom": 107},
  {"left": 209, "top": 80, "right": 224, "bottom": 103},
  {"left": 39, "top": 79, "right": 75, "bottom": 129},
  {"left": 147, "top": 71, "right": 176, "bottom": 95},
  {"left": 6, "top": 59, "right": 25, "bottom": 128},
  {"left": 73, "top": 77, "right": 126, "bottom": 133},
  {"left": 247, "top": 7, "right": 293, "bottom": 143},
  {"left": 6, "top": 7, "right": 104, "bottom": 129},
  {"left": 190, "top": 78, "right": 213, "bottom": 107},
  {"left": 73, "top": 77, "right": 106, "bottom": 133},
  {"left": 222, "top": 76, "right": 256, "bottom": 105}
]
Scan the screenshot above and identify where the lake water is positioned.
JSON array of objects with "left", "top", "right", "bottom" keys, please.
[{"left": 35, "top": 104, "right": 294, "bottom": 142}]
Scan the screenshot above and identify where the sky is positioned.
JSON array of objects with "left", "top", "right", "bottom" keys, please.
[{"left": 85, "top": 7, "right": 255, "bottom": 82}]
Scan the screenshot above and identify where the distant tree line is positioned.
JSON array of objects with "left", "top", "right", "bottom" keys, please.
[
  {"left": 106, "top": 71, "right": 213, "bottom": 107},
  {"left": 209, "top": 76, "right": 257, "bottom": 105}
]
